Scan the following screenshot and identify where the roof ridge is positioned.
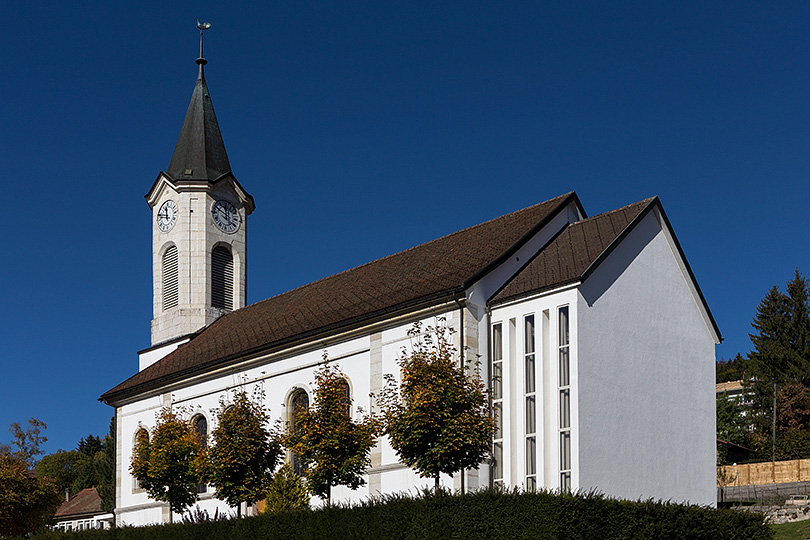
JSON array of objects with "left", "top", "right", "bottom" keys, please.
[
  {"left": 490, "top": 196, "right": 657, "bottom": 305},
  {"left": 570, "top": 196, "right": 656, "bottom": 226},
  {"left": 241, "top": 192, "right": 575, "bottom": 310}
]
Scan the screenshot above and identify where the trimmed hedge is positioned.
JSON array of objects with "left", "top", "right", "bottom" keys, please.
[{"left": 30, "top": 489, "right": 772, "bottom": 540}]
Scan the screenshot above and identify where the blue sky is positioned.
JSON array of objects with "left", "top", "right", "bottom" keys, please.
[{"left": 2, "top": 1, "right": 810, "bottom": 454}]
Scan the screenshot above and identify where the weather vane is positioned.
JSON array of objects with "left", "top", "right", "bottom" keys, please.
[{"left": 196, "top": 19, "right": 211, "bottom": 67}]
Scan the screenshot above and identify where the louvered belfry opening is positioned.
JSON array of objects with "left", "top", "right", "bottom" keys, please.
[
  {"left": 162, "top": 245, "right": 179, "bottom": 310},
  {"left": 211, "top": 246, "right": 233, "bottom": 310}
]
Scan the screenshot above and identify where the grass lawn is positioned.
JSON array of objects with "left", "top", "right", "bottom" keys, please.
[{"left": 772, "top": 520, "right": 810, "bottom": 540}]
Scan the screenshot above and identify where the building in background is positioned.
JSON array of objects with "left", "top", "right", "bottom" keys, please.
[{"left": 53, "top": 488, "right": 113, "bottom": 532}]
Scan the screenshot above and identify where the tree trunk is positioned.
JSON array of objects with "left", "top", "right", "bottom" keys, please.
[
  {"left": 326, "top": 484, "right": 331, "bottom": 506},
  {"left": 434, "top": 475, "right": 440, "bottom": 491},
  {"left": 237, "top": 503, "right": 242, "bottom": 518}
]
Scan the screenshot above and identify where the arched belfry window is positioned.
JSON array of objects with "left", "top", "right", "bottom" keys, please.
[
  {"left": 162, "top": 245, "right": 179, "bottom": 310},
  {"left": 211, "top": 246, "right": 233, "bottom": 310},
  {"left": 289, "top": 389, "right": 309, "bottom": 475}
]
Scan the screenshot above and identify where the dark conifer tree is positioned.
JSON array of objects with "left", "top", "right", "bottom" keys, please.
[
  {"left": 716, "top": 353, "right": 749, "bottom": 383},
  {"left": 746, "top": 270, "right": 810, "bottom": 453}
]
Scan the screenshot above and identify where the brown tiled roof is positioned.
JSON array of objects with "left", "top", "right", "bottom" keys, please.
[
  {"left": 492, "top": 198, "right": 656, "bottom": 303},
  {"left": 102, "top": 192, "right": 579, "bottom": 403},
  {"left": 55, "top": 488, "right": 102, "bottom": 518}
]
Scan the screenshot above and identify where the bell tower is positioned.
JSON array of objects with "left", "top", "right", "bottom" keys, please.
[{"left": 144, "top": 23, "right": 254, "bottom": 347}]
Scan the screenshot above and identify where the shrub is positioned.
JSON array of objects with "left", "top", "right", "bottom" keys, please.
[
  {"left": 21, "top": 488, "right": 772, "bottom": 540},
  {"left": 263, "top": 462, "right": 310, "bottom": 514}
]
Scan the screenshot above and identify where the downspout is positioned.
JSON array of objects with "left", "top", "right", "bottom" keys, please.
[
  {"left": 486, "top": 305, "right": 493, "bottom": 489},
  {"left": 454, "top": 293, "right": 466, "bottom": 494},
  {"left": 112, "top": 408, "right": 118, "bottom": 528}
]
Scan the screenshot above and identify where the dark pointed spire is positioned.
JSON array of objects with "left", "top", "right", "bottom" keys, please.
[{"left": 167, "top": 21, "right": 231, "bottom": 181}]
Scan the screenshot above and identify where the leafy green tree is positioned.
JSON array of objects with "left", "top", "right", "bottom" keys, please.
[
  {"left": 263, "top": 461, "right": 310, "bottom": 513},
  {"left": 716, "top": 395, "right": 748, "bottom": 446},
  {"left": 36, "top": 449, "right": 82, "bottom": 492},
  {"left": 379, "top": 322, "right": 494, "bottom": 489},
  {"left": 209, "top": 389, "right": 282, "bottom": 516},
  {"left": 282, "top": 361, "right": 377, "bottom": 504},
  {"left": 1, "top": 418, "right": 48, "bottom": 463},
  {"left": 716, "top": 393, "right": 750, "bottom": 465},
  {"left": 130, "top": 407, "right": 207, "bottom": 521},
  {"left": 36, "top": 420, "right": 115, "bottom": 512},
  {"left": 0, "top": 419, "right": 62, "bottom": 536},
  {"left": 97, "top": 418, "right": 116, "bottom": 512}
]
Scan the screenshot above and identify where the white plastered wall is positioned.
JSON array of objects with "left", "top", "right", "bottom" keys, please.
[
  {"left": 575, "top": 209, "right": 717, "bottom": 506},
  {"left": 116, "top": 308, "right": 470, "bottom": 525}
]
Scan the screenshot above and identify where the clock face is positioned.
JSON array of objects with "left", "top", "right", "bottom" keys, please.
[
  {"left": 211, "top": 200, "right": 240, "bottom": 233},
  {"left": 157, "top": 200, "right": 178, "bottom": 232}
]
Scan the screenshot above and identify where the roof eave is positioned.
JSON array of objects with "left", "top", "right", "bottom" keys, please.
[
  {"left": 488, "top": 278, "right": 582, "bottom": 308},
  {"left": 575, "top": 197, "right": 721, "bottom": 343},
  {"left": 650, "top": 200, "right": 723, "bottom": 343},
  {"left": 144, "top": 171, "right": 255, "bottom": 213},
  {"left": 100, "top": 287, "right": 465, "bottom": 405}
]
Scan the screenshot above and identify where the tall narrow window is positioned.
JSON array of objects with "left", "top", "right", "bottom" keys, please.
[
  {"left": 211, "top": 246, "right": 233, "bottom": 310},
  {"left": 162, "top": 245, "right": 179, "bottom": 310},
  {"left": 491, "top": 322, "right": 504, "bottom": 486},
  {"left": 524, "top": 315, "right": 536, "bottom": 491},
  {"left": 289, "top": 389, "right": 310, "bottom": 475},
  {"left": 558, "top": 306, "right": 571, "bottom": 491},
  {"left": 192, "top": 415, "right": 208, "bottom": 493}
]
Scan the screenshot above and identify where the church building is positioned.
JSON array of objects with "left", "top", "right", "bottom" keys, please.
[{"left": 101, "top": 41, "right": 720, "bottom": 525}]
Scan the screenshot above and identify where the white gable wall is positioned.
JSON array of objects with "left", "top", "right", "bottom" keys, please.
[{"left": 576, "top": 209, "right": 716, "bottom": 505}]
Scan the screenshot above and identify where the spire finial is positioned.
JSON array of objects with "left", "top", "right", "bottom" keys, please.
[{"left": 196, "top": 20, "right": 211, "bottom": 77}]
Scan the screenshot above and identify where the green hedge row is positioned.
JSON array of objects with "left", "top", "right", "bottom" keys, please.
[{"left": 31, "top": 489, "right": 772, "bottom": 540}]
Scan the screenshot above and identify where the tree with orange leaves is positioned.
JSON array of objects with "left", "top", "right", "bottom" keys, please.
[
  {"left": 379, "top": 321, "right": 494, "bottom": 489},
  {"left": 282, "top": 361, "right": 377, "bottom": 504},
  {"left": 130, "top": 407, "right": 207, "bottom": 521}
]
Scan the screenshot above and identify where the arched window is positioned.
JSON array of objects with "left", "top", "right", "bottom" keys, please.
[
  {"left": 133, "top": 428, "right": 150, "bottom": 490},
  {"left": 339, "top": 379, "right": 351, "bottom": 416},
  {"left": 289, "top": 389, "right": 309, "bottom": 475},
  {"left": 191, "top": 415, "right": 208, "bottom": 493},
  {"left": 162, "top": 245, "right": 179, "bottom": 310},
  {"left": 192, "top": 415, "right": 208, "bottom": 447},
  {"left": 211, "top": 246, "right": 233, "bottom": 310},
  {"left": 134, "top": 427, "right": 150, "bottom": 452}
]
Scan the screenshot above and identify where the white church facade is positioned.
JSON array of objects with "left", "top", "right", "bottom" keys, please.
[{"left": 101, "top": 46, "right": 720, "bottom": 526}]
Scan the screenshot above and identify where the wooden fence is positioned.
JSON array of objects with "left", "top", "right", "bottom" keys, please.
[{"left": 718, "top": 459, "right": 810, "bottom": 486}]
